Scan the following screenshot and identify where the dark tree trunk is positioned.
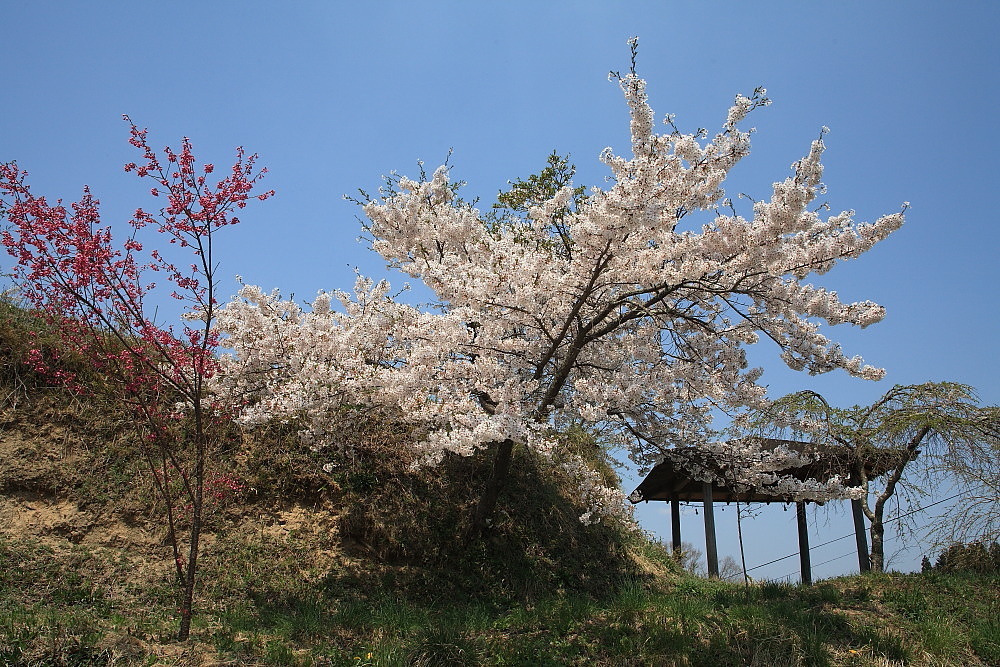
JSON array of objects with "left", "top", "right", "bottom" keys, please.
[
  {"left": 851, "top": 499, "right": 871, "bottom": 573},
  {"left": 177, "top": 499, "right": 202, "bottom": 641},
  {"left": 176, "top": 409, "right": 207, "bottom": 641},
  {"left": 467, "top": 438, "right": 515, "bottom": 540}
]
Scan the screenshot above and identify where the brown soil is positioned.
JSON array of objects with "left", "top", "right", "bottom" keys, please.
[{"left": 0, "top": 393, "right": 354, "bottom": 665}]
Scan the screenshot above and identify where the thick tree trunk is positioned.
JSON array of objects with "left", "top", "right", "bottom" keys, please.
[
  {"left": 467, "top": 438, "right": 515, "bottom": 540},
  {"left": 178, "top": 567, "right": 195, "bottom": 640},
  {"left": 870, "top": 520, "right": 885, "bottom": 573},
  {"left": 857, "top": 426, "right": 930, "bottom": 576}
]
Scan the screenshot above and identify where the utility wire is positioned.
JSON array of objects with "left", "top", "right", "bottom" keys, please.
[
  {"left": 725, "top": 549, "right": 860, "bottom": 583},
  {"left": 739, "top": 492, "right": 963, "bottom": 576},
  {"left": 774, "top": 550, "right": 858, "bottom": 581}
]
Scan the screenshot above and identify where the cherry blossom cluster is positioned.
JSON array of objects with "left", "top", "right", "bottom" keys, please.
[
  {"left": 216, "top": 69, "right": 905, "bottom": 518},
  {"left": 553, "top": 452, "right": 636, "bottom": 525},
  {"left": 214, "top": 278, "right": 556, "bottom": 464},
  {"left": 205, "top": 472, "right": 247, "bottom": 503}
]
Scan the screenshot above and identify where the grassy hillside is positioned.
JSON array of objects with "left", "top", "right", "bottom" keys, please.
[{"left": 1, "top": 301, "right": 998, "bottom": 666}]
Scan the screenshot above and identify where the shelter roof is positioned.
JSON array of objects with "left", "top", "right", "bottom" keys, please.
[{"left": 629, "top": 438, "right": 910, "bottom": 504}]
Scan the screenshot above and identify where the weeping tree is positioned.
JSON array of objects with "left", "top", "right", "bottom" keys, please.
[
  {"left": 755, "top": 382, "right": 1000, "bottom": 572},
  {"left": 924, "top": 415, "right": 1000, "bottom": 550}
]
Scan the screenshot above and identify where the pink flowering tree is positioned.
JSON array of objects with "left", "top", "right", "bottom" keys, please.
[
  {"left": 216, "top": 49, "right": 905, "bottom": 535},
  {"left": 0, "top": 119, "right": 272, "bottom": 640}
]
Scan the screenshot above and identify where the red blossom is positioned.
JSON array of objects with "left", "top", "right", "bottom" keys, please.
[
  {"left": 1, "top": 121, "right": 271, "bottom": 640},
  {"left": 1, "top": 118, "right": 272, "bottom": 430}
]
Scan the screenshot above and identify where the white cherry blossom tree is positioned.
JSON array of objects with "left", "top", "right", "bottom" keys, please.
[{"left": 216, "top": 48, "right": 906, "bottom": 534}]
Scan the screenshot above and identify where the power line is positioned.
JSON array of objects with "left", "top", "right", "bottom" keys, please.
[
  {"left": 775, "top": 550, "right": 858, "bottom": 581},
  {"left": 741, "top": 492, "right": 964, "bottom": 576},
  {"left": 812, "top": 550, "right": 857, "bottom": 570},
  {"left": 742, "top": 549, "right": 798, "bottom": 573}
]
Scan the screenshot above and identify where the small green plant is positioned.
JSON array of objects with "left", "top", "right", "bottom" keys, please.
[
  {"left": 853, "top": 624, "right": 908, "bottom": 662},
  {"left": 407, "top": 625, "right": 483, "bottom": 667}
]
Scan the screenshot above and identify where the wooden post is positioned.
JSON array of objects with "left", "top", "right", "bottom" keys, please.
[
  {"left": 702, "top": 482, "right": 719, "bottom": 578},
  {"left": 670, "top": 496, "right": 682, "bottom": 555},
  {"left": 851, "top": 499, "right": 871, "bottom": 573},
  {"left": 796, "top": 501, "right": 812, "bottom": 586}
]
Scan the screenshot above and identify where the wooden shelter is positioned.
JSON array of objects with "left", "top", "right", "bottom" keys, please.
[{"left": 629, "top": 438, "right": 911, "bottom": 583}]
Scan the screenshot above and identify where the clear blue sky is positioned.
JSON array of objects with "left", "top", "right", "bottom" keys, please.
[{"left": 4, "top": 1, "right": 998, "bottom": 580}]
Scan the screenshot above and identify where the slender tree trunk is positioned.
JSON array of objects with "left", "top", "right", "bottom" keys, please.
[
  {"left": 735, "top": 501, "right": 750, "bottom": 594},
  {"left": 177, "top": 487, "right": 202, "bottom": 640},
  {"left": 468, "top": 438, "right": 515, "bottom": 540},
  {"left": 178, "top": 553, "right": 196, "bottom": 640},
  {"left": 869, "top": 428, "right": 928, "bottom": 574},
  {"left": 177, "top": 407, "right": 207, "bottom": 641}
]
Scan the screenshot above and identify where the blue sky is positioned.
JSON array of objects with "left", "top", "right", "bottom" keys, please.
[{"left": 4, "top": 1, "right": 998, "bottom": 580}]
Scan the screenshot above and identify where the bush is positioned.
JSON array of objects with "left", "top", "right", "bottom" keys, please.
[{"left": 925, "top": 540, "right": 1000, "bottom": 574}]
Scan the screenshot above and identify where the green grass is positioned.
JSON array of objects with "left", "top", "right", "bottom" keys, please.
[{"left": 2, "top": 533, "right": 997, "bottom": 667}]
